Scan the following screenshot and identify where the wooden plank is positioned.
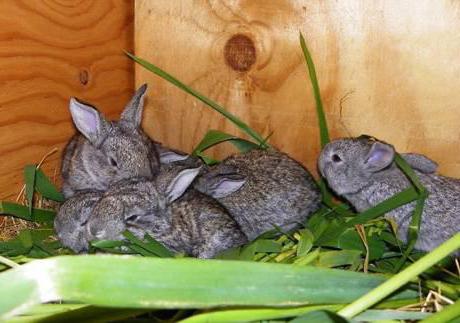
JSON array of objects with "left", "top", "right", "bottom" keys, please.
[
  {"left": 135, "top": 0, "right": 460, "bottom": 179},
  {"left": 0, "top": 0, "right": 134, "bottom": 201}
]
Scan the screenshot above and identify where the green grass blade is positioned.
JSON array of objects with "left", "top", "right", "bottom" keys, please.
[
  {"left": 122, "top": 231, "right": 174, "bottom": 258},
  {"left": 126, "top": 52, "right": 268, "bottom": 147},
  {"left": 353, "top": 309, "right": 430, "bottom": 321},
  {"left": 299, "top": 33, "right": 330, "bottom": 147},
  {"left": 8, "top": 304, "right": 148, "bottom": 323},
  {"left": 0, "top": 255, "right": 417, "bottom": 320},
  {"left": 180, "top": 305, "right": 343, "bottom": 323},
  {"left": 191, "top": 129, "right": 260, "bottom": 156},
  {"left": 23, "top": 165, "right": 36, "bottom": 217},
  {"left": 419, "top": 299, "right": 460, "bottom": 323},
  {"left": 338, "top": 233, "right": 460, "bottom": 318},
  {"left": 0, "top": 201, "right": 55, "bottom": 223},
  {"left": 299, "top": 32, "right": 333, "bottom": 204},
  {"left": 346, "top": 187, "right": 419, "bottom": 226},
  {"left": 35, "top": 169, "right": 65, "bottom": 202},
  {"left": 291, "top": 310, "right": 350, "bottom": 323},
  {"left": 393, "top": 154, "right": 429, "bottom": 271}
]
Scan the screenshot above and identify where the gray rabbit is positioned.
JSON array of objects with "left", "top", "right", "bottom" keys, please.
[
  {"left": 61, "top": 84, "right": 162, "bottom": 198},
  {"left": 54, "top": 190, "right": 102, "bottom": 253},
  {"left": 318, "top": 137, "right": 460, "bottom": 252},
  {"left": 194, "top": 149, "right": 322, "bottom": 241},
  {"left": 58, "top": 165, "right": 247, "bottom": 258}
]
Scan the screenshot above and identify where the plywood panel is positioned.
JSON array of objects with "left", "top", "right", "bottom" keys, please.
[
  {"left": 0, "top": 0, "right": 134, "bottom": 200},
  {"left": 135, "top": 0, "right": 460, "bottom": 178}
]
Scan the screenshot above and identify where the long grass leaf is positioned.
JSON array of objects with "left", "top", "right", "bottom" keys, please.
[
  {"left": 346, "top": 188, "right": 419, "bottom": 226},
  {"left": 393, "top": 154, "right": 429, "bottom": 271},
  {"left": 191, "top": 129, "right": 260, "bottom": 156},
  {"left": 35, "top": 169, "right": 65, "bottom": 202},
  {"left": 10, "top": 304, "right": 148, "bottom": 323},
  {"left": 299, "top": 32, "right": 333, "bottom": 205},
  {"left": 180, "top": 305, "right": 342, "bottom": 323},
  {"left": 126, "top": 52, "right": 268, "bottom": 147},
  {"left": 299, "top": 33, "right": 330, "bottom": 147},
  {"left": 23, "top": 165, "right": 36, "bottom": 217},
  {"left": 419, "top": 299, "right": 460, "bottom": 323},
  {"left": 0, "top": 201, "right": 55, "bottom": 223},
  {"left": 0, "top": 255, "right": 417, "bottom": 319}
]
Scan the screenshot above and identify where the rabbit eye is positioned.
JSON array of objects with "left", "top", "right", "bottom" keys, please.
[
  {"left": 126, "top": 214, "right": 139, "bottom": 222},
  {"left": 331, "top": 154, "right": 342, "bottom": 163},
  {"left": 108, "top": 157, "right": 118, "bottom": 168}
]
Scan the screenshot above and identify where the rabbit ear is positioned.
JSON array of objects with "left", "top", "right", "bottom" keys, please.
[
  {"left": 166, "top": 167, "right": 201, "bottom": 203},
  {"left": 202, "top": 174, "right": 246, "bottom": 198},
  {"left": 364, "top": 142, "right": 395, "bottom": 172},
  {"left": 401, "top": 153, "right": 438, "bottom": 174},
  {"left": 69, "top": 98, "right": 110, "bottom": 147},
  {"left": 160, "top": 151, "right": 189, "bottom": 163},
  {"left": 120, "top": 83, "right": 147, "bottom": 128}
]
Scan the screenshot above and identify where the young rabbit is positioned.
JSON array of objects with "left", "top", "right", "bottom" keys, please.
[
  {"left": 61, "top": 84, "right": 161, "bottom": 198},
  {"left": 318, "top": 137, "right": 460, "bottom": 253},
  {"left": 54, "top": 190, "right": 102, "bottom": 253},
  {"left": 194, "top": 149, "right": 322, "bottom": 241},
  {"left": 85, "top": 165, "right": 248, "bottom": 258}
]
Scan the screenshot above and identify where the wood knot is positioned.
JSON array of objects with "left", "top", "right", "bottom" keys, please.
[
  {"left": 224, "top": 34, "right": 256, "bottom": 72},
  {"left": 79, "top": 70, "right": 89, "bottom": 85}
]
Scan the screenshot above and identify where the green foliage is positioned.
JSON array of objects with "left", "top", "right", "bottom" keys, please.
[
  {"left": 0, "top": 255, "right": 418, "bottom": 321},
  {"left": 126, "top": 52, "right": 268, "bottom": 148}
]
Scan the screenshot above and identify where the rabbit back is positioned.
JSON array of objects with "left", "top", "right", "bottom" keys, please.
[
  {"left": 196, "top": 149, "right": 322, "bottom": 240},
  {"left": 165, "top": 189, "right": 248, "bottom": 258}
]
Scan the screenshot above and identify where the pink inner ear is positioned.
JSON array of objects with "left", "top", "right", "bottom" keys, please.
[
  {"left": 77, "top": 109, "right": 98, "bottom": 134},
  {"left": 365, "top": 143, "right": 394, "bottom": 170},
  {"left": 367, "top": 149, "right": 387, "bottom": 164},
  {"left": 70, "top": 99, "right": 99, "bottom": 136}
]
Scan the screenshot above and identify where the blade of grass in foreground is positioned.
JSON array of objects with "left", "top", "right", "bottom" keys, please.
[
  {"left": 126, "top": 52, "right": 268, "bottom": 148},
  {"left": 0, "top": 255, "right": 417, "bottom": 320},
  {"left": 419, "top": 299, "right": 460, "bottom": 323}
]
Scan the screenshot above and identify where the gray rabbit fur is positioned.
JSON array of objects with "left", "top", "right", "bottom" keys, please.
[
  {"left": 318, "top": 137, "right": 460, "bottom": 253},
  {"left": 194, "top": 148, "right": 322, "bottom": 241},
  {"left": 55, "top": 165, "right": 247, "bottom": 258},
  {"left": 61, "top": 84, "right": 162, "bottom": 198},
  {"left": 54, "top": 190, "right": 102, "bottom": 253}
]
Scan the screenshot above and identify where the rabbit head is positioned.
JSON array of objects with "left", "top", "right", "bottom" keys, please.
[
  {"left": 318, "top": 137, "right": 395, "bottom": 196},
  {"left": 62, "top": 84, "right": 160, "bottom": 197},
  {"left": 86, "top": 167, "right": 202, "bottom": 244},
  {"left": 54, "top": 191, "right": 102, "bottom": 253}
]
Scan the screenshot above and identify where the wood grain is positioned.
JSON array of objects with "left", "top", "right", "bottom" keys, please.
[
  {"left": 0, "top": 0, "right": 134, "bottom": 201},
  {"left": 135, "top": 0, "right": 460, "bottom": 179}
]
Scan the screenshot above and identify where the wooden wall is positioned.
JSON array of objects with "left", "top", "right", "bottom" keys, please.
[
  {"left": 0, "top": 1, "right": 134, "bottom": 201},
  {"left": 135, "top": 1, "right": 460, "bottom": 178}
]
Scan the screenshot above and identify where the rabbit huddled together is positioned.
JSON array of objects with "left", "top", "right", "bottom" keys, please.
[
  {"left": 55, "top": 85, "right": 322, "bottom": 258},
  {"left": 55, "top": 85, "right": 458, "bottom": 258}
]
